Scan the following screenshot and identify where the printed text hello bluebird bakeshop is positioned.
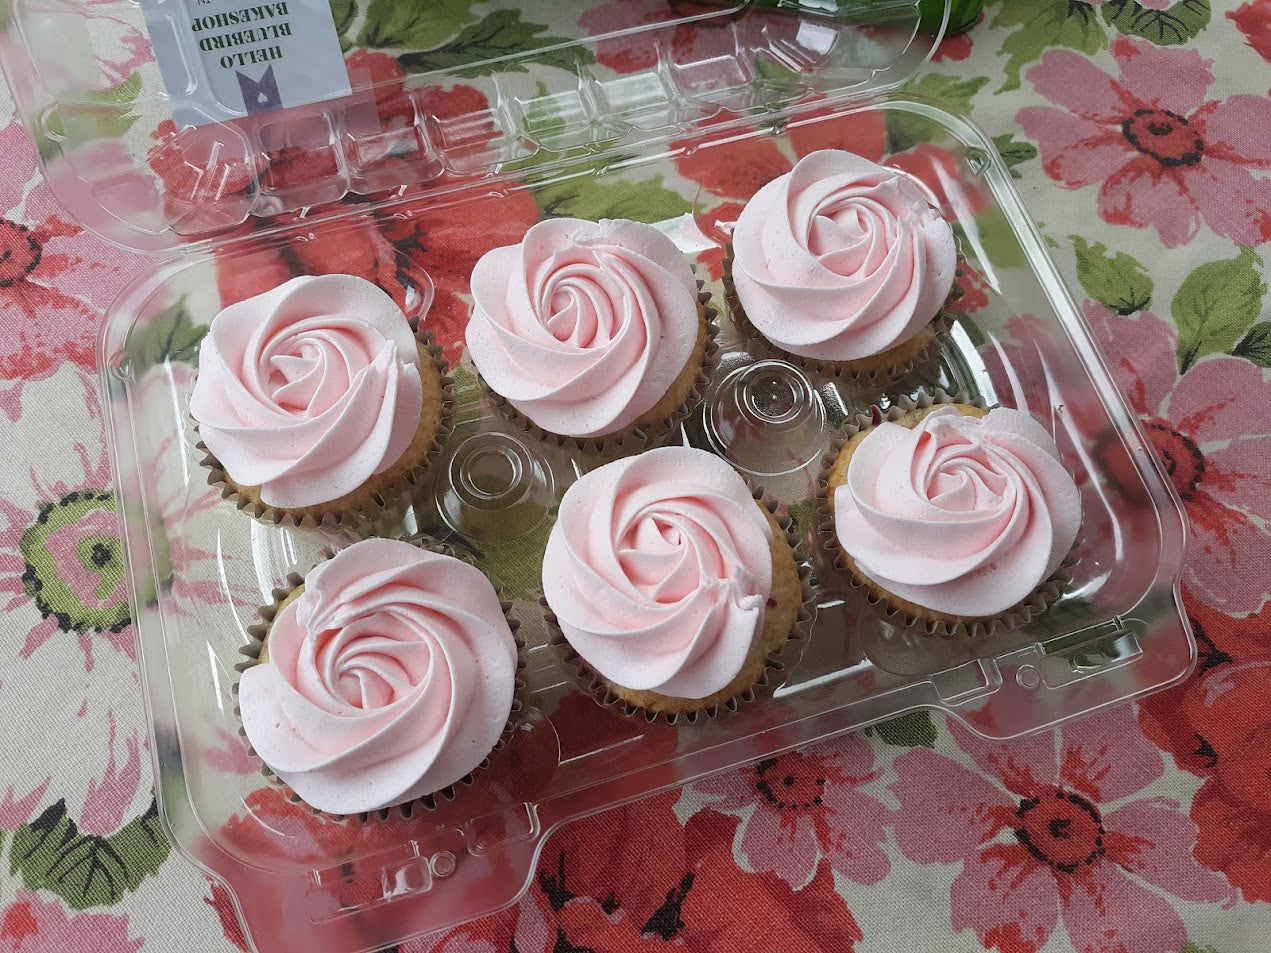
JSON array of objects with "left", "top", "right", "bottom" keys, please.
[{"left": 140, "top": 0, "right": 351, "bottom": 128}]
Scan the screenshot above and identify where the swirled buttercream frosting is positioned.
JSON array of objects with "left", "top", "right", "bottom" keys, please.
[
  {"left": 731, "top": 149, "right": 957, "bottom": 361},
  {"left": 543, "top": 446, "right": 774, "bottom": 699},
  {"left": 833, "top": 406, "right": 1081, "bottom": 617},
  {"left": 191, "top": 274, "right": 424, "bottom": 508},
  {"left": 239, "top": 538, "right": 518, "bottom": 815},
  {"left": 466, "top": 218, "right": 700, "bottom": 438}
]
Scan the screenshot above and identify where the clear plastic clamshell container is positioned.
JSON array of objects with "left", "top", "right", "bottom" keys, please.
[{"left": 3, "top": 2, "right": 1194, "bottom": 950}]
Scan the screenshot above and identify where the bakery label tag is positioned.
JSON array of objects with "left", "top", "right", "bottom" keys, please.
[{"left": 139, "top": 0, "right": 352, "bottom": 128}]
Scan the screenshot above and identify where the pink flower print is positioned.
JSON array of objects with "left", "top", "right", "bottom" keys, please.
[
  {"left": 891, "top": 705, "right": 1232, "bottom": 953},
  {"left": 0, "top": 779, "right": 50, "bottom": 828},
  {"left": 78, "top": 712, "right": 143, "bottom": 836},
  {"left": 0, "top": 423, "right": 133, "bottom": 671},
  {"left": 691, "top": 736, "right": 890, "bottom": 889},
  {"left": 0, "top": 119, "right": 145, "bottom": 417},
  {"left": 1083, "top": 303, "right": 1271, "bottom": 615},
  {"left": 1018, "top": 38, "right": 1271, "bottom": 247},
  {"left": 0, "top": 891, "right": 141, "bottom": 953}
]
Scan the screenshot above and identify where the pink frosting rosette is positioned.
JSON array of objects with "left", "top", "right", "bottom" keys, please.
[
  {"left": 833, "top": 407, "right": 1081, "bottom": 617},
  {"left": 465, "top": 218, "right": 700, "bottom": 439},
  {"left": 238, "top": 538, "right": 518, "bottom": 815},
  {"left": 191, "top": 274, "right": 423, "bottom": 508},
  {"left": 730, "top": 149, "right": 957, "bottom": 361},
  {"left": 543, "top": 446, "right": 774, "bottom": 699}
]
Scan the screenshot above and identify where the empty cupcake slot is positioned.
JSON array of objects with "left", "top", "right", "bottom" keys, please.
[
  {"left": 706, "top": 360, "right": 826, "bottom": 478},
  {"left": 437, "top": 433, "right": 555, "bottom": 543}
]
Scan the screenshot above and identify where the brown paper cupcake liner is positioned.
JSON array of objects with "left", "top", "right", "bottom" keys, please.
[
  {"left": 816, "top": 388, "right": 1074, "bottom": 640},
  {"left": 231, "top": 535, "right": 527, "bottom": 824},
  {"left": 722, "top": 243, "right": 963, "bottom": 388},
  {"left": 481, "top": 278, "right": 721, "bottom": 456},
  {"left": 546, "top": 491, "right": 816, "bottom": 725},
  {"left": 195, "top": 327, "right": 454, "bottom": 533}
]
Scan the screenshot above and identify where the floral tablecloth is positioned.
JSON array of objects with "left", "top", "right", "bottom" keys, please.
[{"left": 1, "top": 1, "right": 1270, "bottom": 951}]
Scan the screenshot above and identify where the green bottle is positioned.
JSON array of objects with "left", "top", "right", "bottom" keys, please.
[
  {"left": 713, "top": 2, "right": 985, "bottom": 37},
  {"left": 920, "top": 0, "right": 984, "bottom": 35}
]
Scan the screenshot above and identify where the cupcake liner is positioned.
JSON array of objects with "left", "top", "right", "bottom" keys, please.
[
  {"left": 195, "top": 327, "right": 454, "bottom": 533},
  {"left": 723, "top": 243, "right": 963, "bottom": 389},
  {"left": 231, "top": 535, "right": 527, "bottom": 824},
  {"left": 546, "top": 491, "right": 816, "bottom": 725},
  {"left": 481, "top": 278, "right": 721, "bottom": 456},
  {"left": 816, "top": 388, "right": 1074, "bottom": 640}
]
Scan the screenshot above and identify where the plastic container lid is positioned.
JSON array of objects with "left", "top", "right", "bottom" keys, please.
[{"left": 1, "top": 0, "right": 943, "bottom": 252}]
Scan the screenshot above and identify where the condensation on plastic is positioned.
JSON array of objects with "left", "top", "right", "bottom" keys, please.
[{"left": 6, "top": 2, "right": 1196, "bottom": 952}]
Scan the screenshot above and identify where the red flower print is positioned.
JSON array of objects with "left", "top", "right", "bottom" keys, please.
[
  {"left": 1084, "top": 303, "right": 1271, "bottom": 615},
  {"left": 0, "top": 119, "right": 143, "bottom": 410},
  {"left": 377, "top": 188, "right": 542, "bottom": 365},
  {"left": 579, "top": 0, "right": 802, "bottom": 76},
  {"left": 884, "top": 141, "right": 990, "bottom": 220},
  {"left": 188, "top": 71, "right": 540, "bottom": 366},
  {"left": 1018, "top": 38, "right": 1271, "bottom": 247},
  {"left": 932, "top": 17, "right": 979, "bottom": 62},
  {"left": 691, "top": 735, "right": 890, "bottom": 889},
  {"left": 0, "top": 891, "right": 141, "bottom": 953},
  {"left": 890, "top": 705, "right": 1231, "bottom": 953},
  {"left": 1138, "top": 596, "right": 1271, "bottom": 902},
  {"left": 675, "top": 104, "right": 887, "bottom": 277},
  {"left": 1187, "top": 652, "right": 1271, "bottom": 903},
  {"left": 204, "top": 879, "right": 249, "bottom": 953},
  {"left": 422, "top": 802, "right": 862, "bottom": 952},
  {"left": 1230, "top": 0, "right": 1271, "bottom": 63}
]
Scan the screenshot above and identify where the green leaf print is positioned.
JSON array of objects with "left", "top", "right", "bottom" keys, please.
[
  {"left": 991, "top": 133, "right": 1037, "bottom": 179},
  {"left": 1070, "top": 237, "right": 1153, "bottom": 315},
  {"left": 329, "top": 0, "right": 356, "bottom": 36},
  {"left": 36, "top": 71, "right": 144, "bottom": 160},
  {"left": 397, "top": 10, "right": 594, "bottom": 77},
  {"left": 1173, "top": 249, "right": 1266, "bottom": 373},
  {"left": 1233, "top": 323, "right": 1271, "bottom": 368},
  {"left": 865, "top": 712, "right": 937, "bottom": 748},
  {"left": 533, "top": 174, "right": 691, "bottom": 225},
  {"left": 1102, "top": 0, "right": 1211, "bottom": 46},
  {"left": 10, "top": 800, "right": 170, "bottom": 909},
  {"left": 515, "top": 82, "right": 692, "bottom": 224},
  {"left": 357, "top": 0, "right": 478, "bottom": 51},
  {"left": 1181, "top": 943, "right": 1223, "bottom": 953},
  {"left": 123, "top": 297, "right": 208, "bottom": 375},
  {"left": 992, "top": 0, "right": 1107, "bottom": 92},
  {"left": 887, "top": 74, "right": 990, "bottom": 152}
]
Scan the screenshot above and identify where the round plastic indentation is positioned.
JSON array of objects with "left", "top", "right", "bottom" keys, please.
[
  {"left": 1016, "top": 665, "right": 1040, "bottom": 690},
  {"left": 430, "top": 851, "right": 457, "bottom": 879},
  {"left": 436, "top": 432, "right": 554, "bottom": 543},
  {"left": 705, "top": 360, "right": 826, "bottom": 478}
]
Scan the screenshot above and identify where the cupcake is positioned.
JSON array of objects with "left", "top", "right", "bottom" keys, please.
[
  {"left": 191, "top": 274, "right": 450, "bottom": 526},
  {"left": 543, "top": 446, "right": 802, "bottom": 716},
  {"left": 236, "top": 537, "right": 520, "bottom": 817},
  {"left": 822, "top": 398, "right": 1081, "bottom": 633},
  {"left": 466, "top": 218, "right": 714, "bottom": 448},
  {"left": 726, "top": 149, "right": 957, "bottom": 379}
]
